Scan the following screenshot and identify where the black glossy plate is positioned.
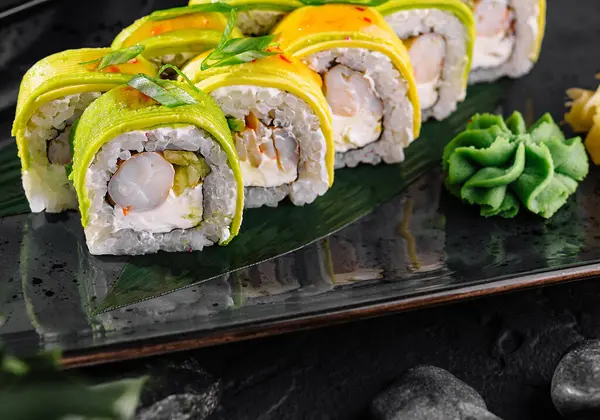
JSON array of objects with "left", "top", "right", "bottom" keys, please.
[{"left": 1, "top": 0, "right": 599, "bottom": 367}]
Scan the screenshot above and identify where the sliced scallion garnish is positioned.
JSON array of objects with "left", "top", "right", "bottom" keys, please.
[
  {"left": 126, "top": 74, "right": 197, "bottom": 108},
  {"left": 79, "top": 45, "right": 145, "bottom": 70},
  {"left": 201, "top": 9, "right": 279, "bottom": 70}
]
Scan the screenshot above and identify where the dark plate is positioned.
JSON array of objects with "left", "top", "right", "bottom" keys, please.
[{"left": 1, "top": 0, "right": 600, "bottom": 367}]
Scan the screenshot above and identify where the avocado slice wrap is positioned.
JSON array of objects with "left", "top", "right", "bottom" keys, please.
[
  {"left": 272, "top": 4, "right": 421, "bottom": 168},
  {"left": 11, "top": 48, "right": 156, "bottom": 213},
  {"left": 112, "top": 8, "right": 243, "bottom": 68},
  {"left": 71, "top": 81, "right": 244, "bottom": 255},
  {"left": 376, "top": 0, "right": 475, "bottom": 120},
  {"left": 182, "top": 51, "right": 335, "bottom": 207}
]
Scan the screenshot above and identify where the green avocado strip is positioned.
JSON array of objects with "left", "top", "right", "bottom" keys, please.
[
  {"left": 12, "top": 48, "right": 156, "bottom": 171},
  {"left": 71, "top": 81, "right": 244, "bottom": 243},
  {"left": 443, "top": 111, "right": 589, "bottom": 219}
]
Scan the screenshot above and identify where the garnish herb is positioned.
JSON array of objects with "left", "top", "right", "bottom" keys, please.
[
  {"left": 148, "top": 3, "right": 233, "bottom": 21},
  {"left": 127, "top": 73, "right": 197, "bottom": 108},
  {"left": 227, "top": 117, "right": 245, "bottom": 132},
  {"left": 201, "top": 9, "right": 279, "bottom": 70},
  {"left": 0, "top": 347, "right": 147, "bottom": 420},
  {"left": 79, "top": 45, "right": 145, "bottom": 70},
  {"left": 158, "top": 64, "right": 200, "bottom": 93}
]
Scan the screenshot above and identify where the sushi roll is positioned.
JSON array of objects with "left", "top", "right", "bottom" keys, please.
[
  {"left": 376, "top": 0, "right": 476, "bottom": 120},
  {"left": 273, "top": 5, "right": 421, "bottom": 168},
  {"left": 463, "top": 0, "right": 546, "bottom": 83},
  {"left": 182, "top": 52, "right": 333, "bottom": 208},
  {"left": 188, "top": 0, "right": 303, "bottom": 36},
  {"left": 11, "top": 48, "right": 155, "bottom": 213},
  {"left": 111, "top": 5, "right": 242, "bottom": 68},
  {"left": 70, "top": 79, "right": 244, "bottom": 255}
]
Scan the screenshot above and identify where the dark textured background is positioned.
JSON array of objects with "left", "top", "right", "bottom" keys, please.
[
  {"left": 1, "top": 0, "right": 599, "bottom": 418},
  {"left": 83, "top": 279, "right": 600, "bottom": 420}
]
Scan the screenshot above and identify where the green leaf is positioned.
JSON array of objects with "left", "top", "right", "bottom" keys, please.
[
  {"left": 127, "top": 74, "right": 197, "bottom": 107},
  {"left": 96, "top": 45, "right": 145, "bottom": 70},
  {"left": 0, "top": 378, "right": 147, "bottom": 420},
  {"left": 201, "top": 10, "right": 278, "bottom": 70},
  {"left": 227, "top": 117, "right": 245, "bottom": 132},
  {"left": 88, "top": 82, "right": 509, "bottom": 313},
  {"left": 0, "top": 348, "right": 147, "bottom": 419},
  {"left": 148, "top": 3, "right": 233, "bottom": 21}
]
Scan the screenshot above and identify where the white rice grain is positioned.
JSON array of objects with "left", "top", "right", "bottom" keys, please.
[
  {"left": 22, "top": 92, "right": 101, "bottom": 213},
  {"left": 466, "top": 0, "right": 541, "bottom": 83},
  {"left": 84, "top": 125, "right": 237, "bottom": 255},
  {"left": 211, "top": 85, "right": 329, "bottom": 208},
  {"left": 236, "top": 10, "right": 286, "bottom": 36},
  {"left": 303, "top": 48, "right": 414, "bottom": 168},
  {"left": 385, "top": 8, "right": 470, "bottom": 120}
]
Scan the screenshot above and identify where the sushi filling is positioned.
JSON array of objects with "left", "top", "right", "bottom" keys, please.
[
  {"left": 323, "top": 64, "right": 384, "bottom": 153},
  {"left": 472, "top": 0, "right": 516, "bottom": 70},
  {"left": 303, "top": 47, "right": 414, "bottom": 167},
  {"left": 106, "top": 151, "right": 210, "bottom": 233},
  {"left": 384, "top": 8, "right": 469, "bottom": 120},
  {"left": 406, "top": 33, "right": 446, "bottom": 111},
  {"left": 211, "top": 85, "right": 329, "bottom": 208},
  {"left": 85, "top": 125, "right": 237, "bottom": 255},
  {"left": 233, "top": 111, "right": 300, "bottom": 188}
]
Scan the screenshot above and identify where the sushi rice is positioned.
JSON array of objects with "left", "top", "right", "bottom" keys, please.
[
  {"left": 23, "top": 92, "right": 100, "bottom": 213},
  {"left": 381, "top": 3, "right": 474, "bottom": 121},
  {"left": 273, "top": 5, "right": 420, "bottom": 169},
  {"left": 211, "top": 85, "right": 329, "bottom": 208},
  {"left": 236, "top": 10, "right": 286, "bottom": 36},
  {"left": 12, "top": 48, "right": 156, "bottom": 214},
  {"left": 304, "top": 48, "right": 414, "bottom": 168},
  {"left": 467, "top": 0, "right": 545, "bottom": 83},
  {"left": 84, "top": 126, "right": 238, "bottom": 255}
]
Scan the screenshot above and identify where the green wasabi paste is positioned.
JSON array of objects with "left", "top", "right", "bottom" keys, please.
[{"left": 443, "top": 111, "right": 589, "bottom": 219}]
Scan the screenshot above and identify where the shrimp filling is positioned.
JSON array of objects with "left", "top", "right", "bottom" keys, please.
[
  {"left": 233, "top": 112, "right": 300, "bottom": 188},
  {"left": 323, "top": 64, "right": 384, "bottom": 153},
  {"left": 107, "top": 151, "right": 209, "bottom": 233},
  {"left": 407, "top": 33, "right": 446, "bottom": 111},
  {"left": 472, "top": 0, "right": 516, "bottom": 70}
]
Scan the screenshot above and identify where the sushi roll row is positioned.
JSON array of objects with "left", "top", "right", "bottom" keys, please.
[{"left": 12, "top": 0, "right": 547, "bottom": 255}]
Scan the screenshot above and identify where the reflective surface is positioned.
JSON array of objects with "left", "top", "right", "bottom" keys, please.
[
  {"left": 1, "top": 0, "right": 600, "bottom": 364},
  {"left": 3, "top": 166, "right": 600, "bottom": 361}
]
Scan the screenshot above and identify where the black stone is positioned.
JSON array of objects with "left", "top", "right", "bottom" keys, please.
[
  {"left": 551, "top": 340, "right": 600, "bottom": 419},
  {"left": 370, "top": 366, "right": 502, "bottom": 420}
]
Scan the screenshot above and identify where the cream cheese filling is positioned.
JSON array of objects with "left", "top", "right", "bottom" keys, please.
[
  {"left": 472, "top": 32, "right": 515, "bottom": 69},
  {"left": 114, "top": 185, "right": 203, "bottom": 233}
]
